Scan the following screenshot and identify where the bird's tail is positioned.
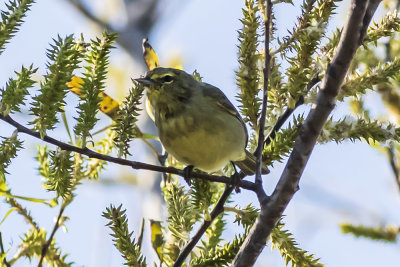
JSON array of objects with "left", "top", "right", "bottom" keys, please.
[{"left": 234, "top": 150, "right": 269, "bottom": 176}]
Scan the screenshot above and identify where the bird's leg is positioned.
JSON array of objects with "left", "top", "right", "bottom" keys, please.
[
  {"left": 158, "top": 152, "right": 169, "bottom": 182},
  {"left": 183, "top": 165, "right": 194, "bottom": 186},
  {"left": 230, "top": 161, "right": 241, "bottom": 193}
]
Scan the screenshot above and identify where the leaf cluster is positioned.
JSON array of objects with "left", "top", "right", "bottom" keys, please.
[
  {"left": 339, "top": 58, "right": 400, "bottom": 100},
  {"left": 191, "top": 234, "right": 246, "bottom": 267},
  {"left": 44, "top": 149, "right": 74, "bottom": 199},
  {"left": 30, "top": 35, "right": 82, "bottom": 138},
  {"left": 12, "top": 228, "right": 71, "bottom": 267},
  {"left": 190, "top": 178, "right": 222, "bottom": 220},
  {"left": 149, "top": 179, "right": 251, "bottom": 266},
  {"left": 201, "top": 215, "right": 226, "bottom": 253},
  {"left": 163, "top": 182, "right": 197, "bottom": 245},
  {"left": 363, "top": 10, "right": 400, "bottom": 46},
  {"left": 319, "top": 117, "right": 400, "bottom": 144},
  {"left": 263, "top": 115, "right": 303, "bottom": 166},
  {"left": 232, "top": 204, "right": 259, "bottom": 230},
  {"left": 190, "top": 204, "right": 260, "bottom": 266},
  {"left": 267, "top": 55, "right": 286, "bottom": 115},
  {"left": 6, "top": 196, "right": 40, "bottom": 230},
  {"left": 0, "top": 130, "right": 22, "bottom": 183},
  {"left": 0, "top": 65, "right": 36, "bottom": 116},
  {"left": 284, "top": 0, "right": 339, "bottom": 104},
  {"left": 340, "top": 223, "right": 400, "bottom": 243},
  {"left": 0, "top": 0, "right": 34, "bottom": 54},
  {"left": 271, "top": 221, "right": 324, "bottom": 267},
  {"left": 102, "top": 204, "right": 146, "bottom": 267},
  {"left": 113, "top": 81, "right": 144, "bottom": 157},
  {"left": 236, "top": 0, "right": 262, "bottom": 131},
  {"left": 74, "top": 32, "right": 117, "bottom": 146}
]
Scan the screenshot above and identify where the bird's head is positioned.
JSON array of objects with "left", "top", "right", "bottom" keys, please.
[
  {"left": 135, "top": 67, "right": 198, "bottom": 118},
  {"left": 135, "top": 67, "right": 197, "bottom": 103}
]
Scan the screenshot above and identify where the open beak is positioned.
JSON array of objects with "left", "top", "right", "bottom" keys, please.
[{"left": 134, "top": 77, "right": 154, "bottom": 86}]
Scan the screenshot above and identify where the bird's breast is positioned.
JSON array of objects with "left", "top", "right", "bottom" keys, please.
[{"left": 156, "top": 108, "right": 246, "bottom": 172}]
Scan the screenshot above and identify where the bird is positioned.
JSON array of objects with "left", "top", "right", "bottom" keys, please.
[{"left": 135, "top": 67, "right": 268, "bottom": 176}]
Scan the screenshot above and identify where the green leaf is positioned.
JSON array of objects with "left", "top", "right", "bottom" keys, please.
[
  {"left": 0, "top": 130, "right": 22, "bottom": 183},
  {"left": 319, "top": 117, "right": 400, "bottom": 144},
  {"left": 0, "top": 189, "right": 56, "bottom": 207},
  {"left": 271, "top": 221, "right": 324, "bottom": 267},
  {"left": 363, "top": 11, "right": 400, "bottom": 46},
  {"left": 4, "top": 197, "right": 40, "bottom": 230},
  {"left": 190, "top": 179, "right": 222, "bottom": 221},
  {"left": 74, "top": 31, "right": 117, "bottom": 147},
  {"left": 340, "top": 223, "right": 400, "bottom": 243},
  {"left": 0, "top": 65, "right": 37, "bottom": 116},
  {"left": 150, "top": 219, "right": 165, "bottom": 263},
  {"left": 236, "top": 0, "right": 262, "bottom": 131},
  {"left": 0, "top": 207, "right": 18, "bottom": 226},
  {"left": 161, "top": 181, "right": 196, "bottom": 264},
  {"left": 0, "top": 0, "right": 35, "bottom": 54},
  {"left": 30, "top": 35, "right": 83, "bottom": 138},
  {"left": 11, "top": 228, "right": 71, "bottom": 266},
  {"left": 42, "top": 148, "right": 74, "bottom": 199},
  {"left": 191, "top": 234, "right": 247, "bottom": 267},
  {"left": 263, "top": 115, "right": 303, "bottom": 166},
  {"left": 113, "top": 80, "right": 144, "bottom": 158},
  {"left": 339, "top": 58, "right": 400, "bottom": 100},
  {"left": 284, "top": 0, "right": 339, "bottom": 102},
  {"left": 102, "top": 204, "right": 146, "bottom": 267},
  {"left": 232, "top": 204, "right": 259, "bottom": 230}
]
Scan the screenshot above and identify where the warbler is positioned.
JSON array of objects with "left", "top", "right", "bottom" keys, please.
[{"left": 135, "top": 67, "right": 268, "bottom": 175}]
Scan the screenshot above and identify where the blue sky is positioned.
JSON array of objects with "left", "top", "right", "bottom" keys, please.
[{"left": 1, "top": 1, "right": 400, "bottom": 266}]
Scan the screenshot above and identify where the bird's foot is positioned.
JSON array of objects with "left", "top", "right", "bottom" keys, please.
[
  {"left": 230, "top": 162, "right": 241, "bottom": 193},
  {"left": 183, "top": 165, "right": 194, "bottom": 186}
]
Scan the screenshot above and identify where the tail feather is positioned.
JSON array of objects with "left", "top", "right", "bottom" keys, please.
[{"left": 234, "top": 150, "right": 269, "bottom": 175}]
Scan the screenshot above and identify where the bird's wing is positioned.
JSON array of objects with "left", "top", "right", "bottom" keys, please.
[
  {"left": 201, "top": 83, "right": 248, "bottom": 143},
  {"left": 201, "top": 83, "right": 241, "bottom": 118}
]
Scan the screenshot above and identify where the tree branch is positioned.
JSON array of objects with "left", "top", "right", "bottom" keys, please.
[
  {"left": 67, "top": 0, "right": 114, "bottom": 32},
  {"left": 173, "top": 183, "right": 235, "bottom": 267},
  {"left": 254, "top": 0, "right": 272, "bottom": 201},
  {"left": 0, "top": 232, "right": 10, "bottom": 267},
  {"left": 37, "top": 203, "right": 66, "bottom": 267},
  {"left": 0, "top": 114, "right": 257, "bottom": 191},
  {"left": 232, "top": 1, "right": 380, "bottom": 266},
  {"left": 387, "top": 145, "right": 400, "bottom": 191}
]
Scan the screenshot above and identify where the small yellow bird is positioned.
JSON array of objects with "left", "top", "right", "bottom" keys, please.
[{"left": 135, "top": 67, "right": 268, "bottom": 175}]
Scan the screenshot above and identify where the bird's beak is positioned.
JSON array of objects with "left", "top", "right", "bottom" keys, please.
[{"left": 134, "top": 77, "right": 153, "bottom": 86}]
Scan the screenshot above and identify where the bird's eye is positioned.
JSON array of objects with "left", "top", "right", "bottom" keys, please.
[{"left": 161, "top": 75, "right": 174, "bottom": 83}]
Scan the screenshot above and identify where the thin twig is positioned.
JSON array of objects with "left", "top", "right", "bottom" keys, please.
[
  {"left": 254, "top": 0, "right": 273, "bottom": 201},
  {"left": 383, "top": 28, "right": 400, "bottom": 192},
  {"left": 66, "top": 0, "right": 159, "bottom": 62},
  {"left": 67, "top": 0, "right": 114, "bottom": 32},
  {"left": 37, "top": 204, "right": 66, "bottom": 267},
  {"left": 387, "top": 146, "right": 400, "bottom": 191},
  {"left": 0, "top": 232, "right": 11, "bottom": 267},
  {"left": 6, "top": 197, "right": 40, "bottom": 231},
  {"left": 232, "top": 1, "right": 379, "bottom": 266},
  {"left": 0, "top": 114, "right": 257, "bottom": 191},
  {"left": 137, "top": 218, "right": 145, "bottom": 251},
  {"left": 264, "top": 74, "right": 321, "bottom": 146},
  {"left": 173, "top": 183, "right": 235, "bottom": 267}
]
